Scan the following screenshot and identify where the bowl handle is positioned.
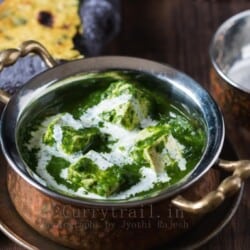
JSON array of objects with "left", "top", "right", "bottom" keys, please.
[
  {"left": 171, "top": 159, "right": 250, "bottom": 214},
  {"left": 0, "top": 40, "right": 58, "bottom": 104}
]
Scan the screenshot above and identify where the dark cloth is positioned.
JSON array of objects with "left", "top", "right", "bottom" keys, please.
[
  {"left": 81, "top": 0, "right": 121, "bottom": 56},
  {"left": 0, "top": 0, "right": 121, "bottom": 94}
]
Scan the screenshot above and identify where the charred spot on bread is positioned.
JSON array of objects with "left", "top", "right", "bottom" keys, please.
[
  {"left": 0, "top": 0, "right": 83, "bottom": 60},
  {"left": 37, "top": 11, "right": 54, "bottom": 28}
]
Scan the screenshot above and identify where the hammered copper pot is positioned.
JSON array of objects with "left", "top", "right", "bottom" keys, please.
[
  {"left": 0, "top": 41, "right": 250, "bottom": 249},
  {"left": 210, "top": 10, "right": 250, "bottom": 158}
]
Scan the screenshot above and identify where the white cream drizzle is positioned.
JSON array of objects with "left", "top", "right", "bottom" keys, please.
[{"left": 26, "top": 93, "right": 188, "bottom": 200}]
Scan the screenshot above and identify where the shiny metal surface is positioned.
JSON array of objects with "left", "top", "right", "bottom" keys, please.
[
  {"left": 210, "top": 10, "right": 250, "bottom": 93},
  {"left": 0, "top": 56, "right": 225, "bottom": 207},
  {"left": 0, "top": 40, "right": 57, "bottom": 71},
  {"left": 0, "top": 40, "right": 57, "bottom": 104},
  {"left": 172, "top": 159, "right": 250, "bottom": 214},
  {"left": 209, "top": 11, "right": 250, "bottom": 159},
  {"left": 0, "top": 89, "right": 10, "bottom": 104},
  {"left": 0, "top": 161, "right": 243, "bottom": 250}
]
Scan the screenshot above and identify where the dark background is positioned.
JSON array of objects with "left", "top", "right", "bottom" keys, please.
[
  {"left": 105, "top": 0, "right": 250, "bottom": 91},
  {"left": 1, "top": 0, "right": 250, "bottom": 249}
]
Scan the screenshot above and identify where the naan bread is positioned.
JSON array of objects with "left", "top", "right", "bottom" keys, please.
[{"left": 0, "top": 0, "right": 83, "bottom": 59}]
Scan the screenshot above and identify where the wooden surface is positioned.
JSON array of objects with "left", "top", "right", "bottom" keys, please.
[{"left": 1, "top": 0, "right": 250, "bottom": 249}]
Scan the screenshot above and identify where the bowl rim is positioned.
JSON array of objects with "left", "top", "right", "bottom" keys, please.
[
  {"left": 0, "top": 56, "right": 225, "bottom": 207},
  {"left": 209, "top": 9, "right": 250, "bottom": 94}
]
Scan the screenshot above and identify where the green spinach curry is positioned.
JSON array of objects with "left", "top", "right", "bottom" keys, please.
[{"left": 20, "top": 71, "right": 206, "bottom": 200}]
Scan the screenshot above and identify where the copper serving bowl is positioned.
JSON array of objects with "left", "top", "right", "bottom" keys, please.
[
  {"left": 209, "top": 10, "right": 250, "bottom": 158},
  {"left": 0, "top": 41, "right": 250, "bottom": 249}
]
